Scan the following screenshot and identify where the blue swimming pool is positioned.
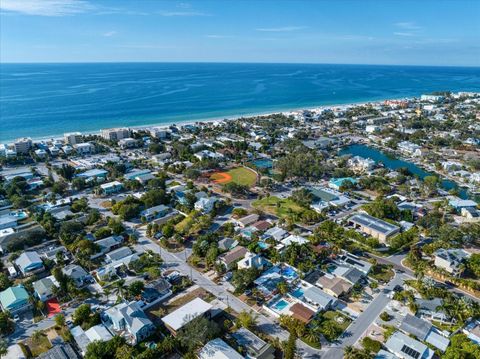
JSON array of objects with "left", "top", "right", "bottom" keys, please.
[
  {"left": 282, "top": 267, "right": 297, "bottom": 279},
  {"left": 291, "top": 288, "right": 304, "bottom": 299},
  {"left": 272, "top": 299, "right": 289, "bottom": 311},
  {"left": 258, "top": 241, "right": 268, "bottom": 249}
]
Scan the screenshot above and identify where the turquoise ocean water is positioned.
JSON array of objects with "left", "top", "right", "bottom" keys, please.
[{"left": 1, "top": 62, "right": 480, "bottom": 141}]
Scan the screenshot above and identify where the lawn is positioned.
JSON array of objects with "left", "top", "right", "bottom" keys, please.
[
  {"left": 252, "top": 196, "right": 304, "bottom": 218},
  {"left": 369, "top": 264, "right": 395, "bottom": 283},
  {"left": 24, "top": 333, "right": 52, "bottom": 357},
  {"left": 174, "top": 215, "right": 194, "bottom": 234},
  {"left": 211, "top": 167, "right": 257, "bottom": 187},
  {"left": 316, "top": 310, "right": 352, "bottom": 342}
]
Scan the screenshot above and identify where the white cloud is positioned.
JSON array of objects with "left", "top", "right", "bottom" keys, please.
[
  {"left": 256, "top": 26, "right": 306, "bottom": 32},
  {"left": 394, "top": 22, "right": 422, "bottom": 30},
  {"left": 158, "top": 10, "right": 210, "bottom": 17},
  {"left": 103, "top": 31, "right": 117, "bottom": 37},
  {"left": 394, "top": 32, "right": 416, "bottom": 37},
  {"left": 0, "top": 0, "right": 93, "bottom": 16}
]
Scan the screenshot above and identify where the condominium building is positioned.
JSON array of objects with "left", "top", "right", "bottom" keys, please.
[
  {"left": 101, "top": 127, "right": 131, "bottom": 141},
  {"left": 13, "top": 137, "right": 32, "bottom": 154},
  {"left": 64, "top": 132, "right": 83, "bottom": 145}
]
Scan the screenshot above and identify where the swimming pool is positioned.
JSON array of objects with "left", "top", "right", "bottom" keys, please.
[
  {"left": 258, "top": 241, "right": 268, "bottom": 249},
  {"left": 291, "top": 288, "right": 304, "bottom": 299},
  {"left": 282, "top": 266, "right": 297, "bottom": 279},
  {"left": 272, "top": 299, "right": 289, "bottom": 311}
]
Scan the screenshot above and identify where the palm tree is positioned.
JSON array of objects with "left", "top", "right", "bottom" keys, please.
[
  {"left": 303, "top": 327, "right": 319, "bottom": 344},
  {"left": 236, "top": 310, "right": 258, "bottom": 330},
  {"left": 113, "top": 279, "right": 127, "bottom": 300},
  {"left": 159, "top": 336, "right": 176, "bottom": 353},
  {"left": 32, "top": 330, "right": 43, "bottom": 344}
]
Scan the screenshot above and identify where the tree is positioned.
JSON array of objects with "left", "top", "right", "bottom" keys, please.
[
  {"left": 113, "top": 279, "right": 127, "bottom": 299},
  {"left": 115, "top": 344, "right": 134, "bottom": 359},
  {"left": 85, "top": 336, "right": 126, "bottom": 359},
  {"left": 361, "top": 336, "right": 382, "bottom": 354},
  {"left": 283, "top": 332, "right": 296, "bottom": 359},
  {"left": 290, "top": 188, "right": 313, "bottom": 208},
  {"left": 176, "top": 315, "right": 220, "bottom": 353},
  {"left": 0, "top": 311, "right": 14, "bottom": 335},
  {"left": 276, "top": 280, "right": 289, "bottom": 295},
  {"left": 73, "top": 304, "right": 92, "bottom": 326},
  {"left": 128, "top": 281, "right": 145, "bottom": 298},
  {"left": 0, "top": 338, "right": 8, "bottom": 358},
  {"left": 32, "top": 330, "right": 44, "bottom": 344},
  {"left": 0, "top": 273, "right": 12, "bottom": 292},
  {"left": 236, "top": 310, "right": 258, "bottom": 330},
  {"left": 55, "top": 313, "right": 66, "bottom": 328}
]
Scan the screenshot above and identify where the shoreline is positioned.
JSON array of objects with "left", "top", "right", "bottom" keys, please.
[{"left": 6, "top": 96, "right": 412, "bottom": 143}]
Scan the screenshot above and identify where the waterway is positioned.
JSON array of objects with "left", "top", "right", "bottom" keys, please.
[{"left": 339, "top": 144, "right": 477, "bottom": 201}]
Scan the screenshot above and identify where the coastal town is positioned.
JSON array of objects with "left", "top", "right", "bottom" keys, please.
[{"left": 0, "top": 91, "right": 479, "bottom": 359}]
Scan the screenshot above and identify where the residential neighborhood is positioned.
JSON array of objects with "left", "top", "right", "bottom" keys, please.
[{"left": 0, "top": 92, "right": 479, "bottom": 359}]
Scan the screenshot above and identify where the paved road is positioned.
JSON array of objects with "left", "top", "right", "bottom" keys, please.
[
  {"left": 371, "top": 252, "right": 480, "bottom": 303},
  {"left": 322, "top": 274, "right": 407, "bottom": 359},
  {"left": 133, "top": 230, "right": 328, "bottom": 357}
]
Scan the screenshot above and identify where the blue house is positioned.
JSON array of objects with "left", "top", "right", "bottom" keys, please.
[
  {"left": 15, "top": 251, "right": 44, "bottom": 276},
  {"left": 0, "top": 285, "right": 31, "bottom": 314}
]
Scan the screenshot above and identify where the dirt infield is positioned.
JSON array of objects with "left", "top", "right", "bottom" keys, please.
[{"left": 210, "top": 172, "right": 233, "bottom": 184}]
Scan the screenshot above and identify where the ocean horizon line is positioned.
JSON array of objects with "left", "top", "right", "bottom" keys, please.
[{"left": 1, "top": 61, "right": 479, "bottom": 69}]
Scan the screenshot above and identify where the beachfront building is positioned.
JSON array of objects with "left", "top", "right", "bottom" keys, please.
[
  {"left": 119, "top": 138, "right": 137, "bottom": 149},
  {"left": 13, "top": 137, "right": 32, "bottom": 154},
  {"left": 101, "top": 127, "right": 131, "bottom": 141},
  {"left": 64, "top": 132, "right": 83, "bottom": 145},
  {"left": 74, "top": 142, "right": 95, "bottom": 155},
  {"left": 349, "top": 213, "right": 400, "bottom": 243}
]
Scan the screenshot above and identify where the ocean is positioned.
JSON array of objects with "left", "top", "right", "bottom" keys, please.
[{"left": 1, "top": 62, "right": 480, "bottom": 142}]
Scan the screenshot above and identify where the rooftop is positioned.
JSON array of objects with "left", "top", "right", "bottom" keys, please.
[{"left": 161, "top": 298, "right": 212, "bottom": 331}]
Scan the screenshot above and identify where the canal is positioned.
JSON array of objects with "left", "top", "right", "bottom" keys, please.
[{"left": 339, "top": 144, "right": 477, "bottom": 201}]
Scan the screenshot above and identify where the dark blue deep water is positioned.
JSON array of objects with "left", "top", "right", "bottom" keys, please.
[{"left": 1, "top": 63, "right": 480, "bottom": 141}]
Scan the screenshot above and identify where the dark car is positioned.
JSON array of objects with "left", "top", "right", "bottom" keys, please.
[{"left": 393, "top": 285, "right": 403, "bottom": 292}]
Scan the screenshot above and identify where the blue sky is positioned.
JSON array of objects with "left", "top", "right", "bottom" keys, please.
[{"left": 1, "top": 0, "right": 479, "bottom": 66}]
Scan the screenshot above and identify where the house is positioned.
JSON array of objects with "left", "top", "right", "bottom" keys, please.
[
  {"left": 71, "top": 324, "right": 113, "bottom": 356},
  {"left": 0, "top": 285, "right": 31, "bottom": 314},
  {"left": 252, "top": 220, "right": 271, "bottom": 232},
  {"left": 141, "top": 204, "right": 170, "bottom": 222},
  {"left": 74, "top": 142, "right": 95, "bottom": 155},
  {"left": 316, "top": 275, "right": 352, "bottom": 298},
  {"left": 400, "top": 314, "right": 450, "bottom": 352},
  {"left": 281, "top": 234, "right": 308, "bottom": 246},
  {"left": 461, "top": 207, "right": 480, "bottom": 221},
  {"left": 33, "top": 277, "right": 58, "bottom": 302},
  {"left": 42, "top": 246, "right": 69, "bottom": 264},
  {"left": 463, "top": 320, "right": 480, "bottom": 345},
  {"left": 124, "top": 169, "right": 152, "bottom": 181},
  {"left": 141, "top": 278, "right": 172, "bottom": 304},
  {"left": 100, "top": 181, "right": 123, "bottom": 195},
  {"left": 77, "top": 168, "right": 108, "bottom": 182},
  {"left": 231, "top": 327, "right": 275, "bottom": 359},
  {"left": 348, "top": 156, "right": 376, "bottom": 172},
  {"left": 289, "top": 302, "right": 315, "bottom": 324},
  {"left": 335, "top": 252, "right": 372, "bottom": 274},
  {"left": 37, "top": 343, "right": 79, "bottom": 359},
  {"left": 234, "top": 214, "right": 259, "bottom": 228},
  {"left": 198, "top": 338, "right": 243, "bottom": 359},
  {"left": 447, "top": 196, "right": 478, "bottom": 211},
  {"left": 331, "top": 266, "right": 364, "bottom": 285},
  {"left": 0, "top": 216, "right": 17, "bottom": 230},
  {"left": 415, "top": 298, "right": 451, "bottom": 324},
  {"left": 218, "top": 237, "right": 238, "bottom": 251},
  {"left": 262, "top": 226, "right": 288, "bottom": 241},
  {"left": 93, "top": 235, "right": 123, "bottom": 257},
  {"left": 310, "top": 187, "right": 350, "bottom": 211},
  {"left": 15, "top": 251, "right": 44, "bottom": 276},
  {"left": 103, "top": 301, "right": 155, "bottom": 344},
  {"left": 194, "top": 197, "right": 217, "bottom": 213},
  {"left": 62, "top": 264, "right": 89, "bottom": 287},
  {"left": 349, "top": 213, "right": 400, "bottom": 243},
  {"left": 119, "top": 138, "right": 137, "bottom": 149},
  {"left": 161, "top": 298, "right": 213, "bottom": 335},
  {"left": 384, "top": 331, "right": 434, "bottom": 359},
  {"left": 434, "top": 248, "right": 470, "bottom": 276},
  {"left": 218, "top": 246, "right": 247, "bottom": 270},
  {"left": 106, "top": 246, "right": 133, "bottom": 263},
  {"left": 237, "top": 252, "right": 268, "bottom": 270},
  {"left": 301, "top": 285, "right": 337, "bottom": 311}
]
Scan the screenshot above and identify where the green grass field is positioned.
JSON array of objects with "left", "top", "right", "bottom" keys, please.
[
  {"left": 252, "top": 196, "right": 304, "bottom": 218},
  {"left": 211, "top": 167, "right": 257, "bottom": 187}
]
